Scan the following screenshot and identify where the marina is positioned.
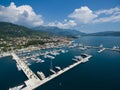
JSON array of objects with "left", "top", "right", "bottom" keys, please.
[
  {"left": 0, "top": 0, "right": 120, "bottom": 90},
  {"left": 0, "top": 43, "right": 120, "bottom": 59},
  {"left": 9, "top": 53, "right": 92, "bottom": 90},
  {"left": 69, "top": 43, "right": 120, "bottom": 53},
  {"left": 0, "top": 36, "right": 120, "bottom": 90}
]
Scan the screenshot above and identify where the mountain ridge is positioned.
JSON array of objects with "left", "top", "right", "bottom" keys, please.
[
  {"left": 0, "top": 22, "right": 49, "bottom": 38},
  {"left": 87, "top": 31, "right": 120, "bottom": 36},
  {"left": 0, "top": 22, "right": 120, "bottom": 38},
  {"left": 32, "top": 26, "right": 86, "bottom": 38}
]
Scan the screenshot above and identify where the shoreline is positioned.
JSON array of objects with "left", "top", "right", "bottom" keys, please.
[{"left": 0, "top": 40, "right": 73, "bottom": 58}]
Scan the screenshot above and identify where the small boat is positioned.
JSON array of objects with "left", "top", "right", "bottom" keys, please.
[
  {"left": 36, "top": 59, "right": 45, "bottom": 63},
  {"left": 75, "top": 56, "right": 83, "bottom": 60},
  {"left": 50, "top": 69, "right": 56, "bottom": 74},
  {"left": 61, "top": 50, "right": 65, "bottom": 53},
  {"left": 44, "top": 54, "right": 55, "bottom": 59},
  {"left": 79, "top": 47, "right": 87, "bottom": 50},
  {"left": 112, "top": 46, "right": 117, "bottom": 49},
  {"left": 72, "top": 58, "right": 79, "bottom": 62},
  {"left": 9, "top": 84, "right": 24, "bottom": 90},
  {"left": 81, "top": 53, "right": 89, "bottom": 57},
  {"left": 55, "top": 66, "right": 61, "bottom": 70},
  {"left": 37, "top": 71, "right": 46, "bottom": 80},
  {"left": 50, "top": 51, "right": 60, "bottom": 56},
  {"left": 99, "top": 44, "right": 103, "bottom": 48},
  {"left": 16, "top": 64, "right": 22, "bottom": 71},
  {"left": 26, "top": 63, "right": 31, "bottom": 66},
  {"left": 98, "top": 48, "right": 105, "bottom": 53}
]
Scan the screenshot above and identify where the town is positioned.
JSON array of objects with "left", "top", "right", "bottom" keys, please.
[{"left": 0, "top": 36, "right": 72, "bottom": 56}]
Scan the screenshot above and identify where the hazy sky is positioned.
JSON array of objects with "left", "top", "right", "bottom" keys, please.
[{"left": 0, "top": 0, "right": 120, "bottom": 33}]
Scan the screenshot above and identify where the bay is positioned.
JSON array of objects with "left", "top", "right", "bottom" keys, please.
[{"left": 0, "top": 36, "right": 120, "bottom": 90}]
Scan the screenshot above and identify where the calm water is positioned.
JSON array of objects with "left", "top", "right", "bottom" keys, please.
[{"left": 0, "top": 36, "right": 120, "bottom": 90}]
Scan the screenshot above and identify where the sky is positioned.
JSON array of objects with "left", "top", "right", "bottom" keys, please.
[{"left": 0, "top": 0, "right": 120, "bottom": 33}]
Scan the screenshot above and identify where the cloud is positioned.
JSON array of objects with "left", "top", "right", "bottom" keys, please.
[
  {"left": 93, "top": 7, "right": 120, "bottom": 23},
  {"left": 68, "top": 6, "right": 97, "bottom": 24},
  {"left": 93, "top": 14, "right": 120, "bottom": 23},
  {"left": 95, "top": 7, "right": 120, "bottom": 15},
  {"left": 0, "top": 2, "right": 44, "bottom": 27},
  {"left": 0, "top": 2, "right": 120, "bottom": 30},
  {"left": 48, "top": 19, "right": 77, "bottom": 29},
  {"left": 68, "top": 6, "right": 120, "bottom": 24},
  {"left": 48, "top": 6, "right": 120, "bottom": 29}
]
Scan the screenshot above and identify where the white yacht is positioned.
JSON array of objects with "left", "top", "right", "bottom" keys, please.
[
  {"left": 44, "top": 54, "right": 55, "bottom": 59},
  {"left": 9, "top": 84, "right": 24, "bottom": 90},
  {"left": 16, "top": 64, "right": 22, "bottom": 71},
  {"left": 55, "top": 66, "right": 61, "bottom": 70},
  {"left": 98, "top": 48, "right": 105, "bottom": 53}
]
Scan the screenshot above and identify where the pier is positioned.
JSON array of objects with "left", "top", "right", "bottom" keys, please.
[
  {"left": 11, "top": 53, "right": 41, "bottom": 90},
  {"left": 73, "top": 44, "right": 120, "bottom": 53},
  {"left": 10, "top": 53, "right": 92, "bottom": 90}
]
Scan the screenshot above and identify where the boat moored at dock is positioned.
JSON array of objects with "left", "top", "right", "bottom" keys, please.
[{"left": 10, "top": 53, "right": 92, "bottom": 90}]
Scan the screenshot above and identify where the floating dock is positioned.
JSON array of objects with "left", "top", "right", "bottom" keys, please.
[
  {"left": 78, "top": 44, "right": 120, "bottom": 53},
  {"left": 10, "top": 53, "right": 92, "bottom": 90}
]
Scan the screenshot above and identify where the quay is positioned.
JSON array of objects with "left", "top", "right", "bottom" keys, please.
[
  {"left": 10, "top": 53, "right": 92, "bottom": 90},
  {"left": 11, "top": 53, "right": 41, "bottom": 90},
  {"left": 77, "top": 44, "right": 120, "bottom": 53},
  {"left": 0, "top": 44, "right": 119, "bottom": 59}
]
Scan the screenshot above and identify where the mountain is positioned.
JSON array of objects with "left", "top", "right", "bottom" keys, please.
[
  {"left": 1, "top": 22, "right": 119, "bottom": 38},
  {"left": 0, "top": 22, "right": 85, "bottom": 38},
  {"left": 87, "top": 31, "right": 120, "bottom": 36},
  {"left": 32, "top": 26, "right": 86, "bottom": 38},
  {"left": 0, "top": 22, "right": 49, "bottom": 38}
]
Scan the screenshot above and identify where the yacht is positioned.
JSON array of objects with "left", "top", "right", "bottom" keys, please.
[
  {"left": 55, "top": 66, "right": 61, "bottom": 70},
  {"left": 44, "top": 54, "right": 55, "bottom": 59},
  {"left": 98, "top": 48, "right": 105, "bottom": 53},
  {"left": 9, "top": 84, "right": 24, "bottom": 90},
  {"left": 16, "top": 64, "right": 22, "bottom": 71}
]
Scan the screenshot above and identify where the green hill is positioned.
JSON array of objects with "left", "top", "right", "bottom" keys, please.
[
  {"left": 0, "top": 22, "right": 71, "bottom": 52},
  {"left": 0, "top": 22, "right": 49, "bottom": 38}
]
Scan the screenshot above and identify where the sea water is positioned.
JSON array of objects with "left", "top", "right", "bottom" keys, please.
[{"left": 0, "top": 36, "right": 120, "bottom": 90}]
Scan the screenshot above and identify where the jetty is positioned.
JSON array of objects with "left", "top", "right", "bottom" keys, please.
[
  {"left": 11, "top": 53, "right": 41, "bottom": 90},
  {"left": 69, "top": 43, "right": 120, "bottom": 53},
  {"left": 10, "top": 53, "right": 92, "bottom": 90}
]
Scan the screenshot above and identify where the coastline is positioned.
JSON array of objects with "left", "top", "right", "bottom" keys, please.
[{"left": 0, "top": 39, "right": 73, "bottom": 58}]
